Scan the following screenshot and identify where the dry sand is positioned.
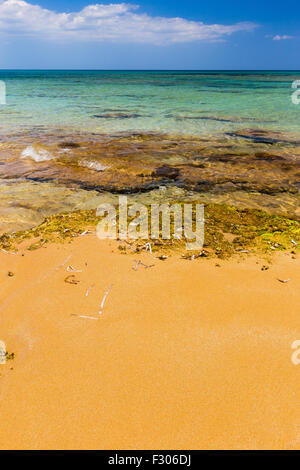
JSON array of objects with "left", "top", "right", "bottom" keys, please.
[{"left": 0, "top": 235, "right": 299, "bottom": 450}]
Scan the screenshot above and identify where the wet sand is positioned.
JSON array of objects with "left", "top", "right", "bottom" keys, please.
[{"left": 0, "top": 236, "right": 299, "bottom": 450}]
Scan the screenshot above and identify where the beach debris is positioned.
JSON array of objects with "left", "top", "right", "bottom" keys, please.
[
  {"left": 71, "top": 314, "right": 99, "bottom": 320},
  {"left": 27, "top": 239, "right": 47, "bottom": 251},
  {"left": 86, "top": 284, "right": 95, "bottom": 297},
  {"left": 64, "top": 275, "right": 80, "bottom": 285},
  {"left": 133, "top": 260, "right": 141, "bottom": 271},
  {"left": 261, "top": 265, "right": 269, "bottom": 271},
  {"left": 56, "top": 255, "right": 71, "bottom": 271},
  {"left": 0, "top": 341, "right": 6, "bottom": 365},
  {"left": 67, "top": 265, "right": 82, "bottom": 273},
  {"left": 2, "top": 249, "right": 17, "bottom": 255},
  {"left": 80, "top": 230, "right": 95, "bottom": 237},
  {"left": 122, "top": 240, "right": 136, "bottom": 252},
  {"left": 143, "top": 242, "right": 152, "bottom": 254},
  {"left": 157, "top": 255, "right": 168, "bottom": 261},
  {"left": 277, "top": 278, "right": 291, "bottom": 283},
  {"left": 74, "top": 284, "right": 113, "bottom": 319},
  {"left": 132, "top": 260, "right": 154, "bottom": 271},
  {"left": 6, "top": 352, "right": 15, "bottom": 361},
  {"left": 141, "top": 261, "right": 155, "bottom": 269},
  {"left": 7, "top": 271, "right": 15, "bottom": 277},
  {"left": 291, "top": 239, "right": 298, "bottom": 246},
  {"left": 181, "top": 250, "right": 209, "bottom": 260},
  {"left": 182, "top": 254, "right": 195, "bottom": 261},
  {"left": 98, "top": 284, "right": 113, "bottom": 315}
]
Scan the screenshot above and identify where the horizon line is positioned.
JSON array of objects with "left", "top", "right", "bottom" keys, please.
[{"left": 0, "top": 68, "right": 300, "bottom": 72}]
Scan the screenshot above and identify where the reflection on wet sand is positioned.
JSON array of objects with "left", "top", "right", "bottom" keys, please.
[{"left": 0, "top": 129, "right": 300, "bottom": 233}]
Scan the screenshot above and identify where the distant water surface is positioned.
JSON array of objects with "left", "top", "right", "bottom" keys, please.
[{"left": 0, "top": 70, "right": 299, "bottom": 137}]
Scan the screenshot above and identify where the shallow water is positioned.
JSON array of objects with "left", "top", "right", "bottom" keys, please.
[
  {"left": 1, "top": 70, "right": 300, "bottom": 137},
  {"left": 0, "top": 71, "right": 300, "bottom": 232}
]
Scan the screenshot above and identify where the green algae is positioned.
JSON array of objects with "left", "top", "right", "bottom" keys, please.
[
  {"left": 5, "top": 352, "right": 15, "bottom": 361},
  {"left": 0, "top": 202, "right": 299, "bottom": 259}
]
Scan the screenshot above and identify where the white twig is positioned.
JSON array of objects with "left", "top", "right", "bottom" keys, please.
[
  {"left": 80, "top": 230, "right": 95, "bottom": 236},
  {"left": 133, "top": 260, "right": 141, "bottom": 271},
  {"left": 86, "top": 284, "right": 95, "bottom": 297},
  {"left": 98, "top": 284, "right": 112, "bottom": 315},
  {"left": 56, "top": 255, "right": 71, "bottom": 270},
  {"left": 132, "top": 260, "right": 154, "bottom": 271},
  {"left": 71, "top": 314, "right": 98, "bottom": 320},
  {"left": 143, "top": 242, "right": 152, "bottom": 254},
  {"left": 71, "top": 284, "right": 112, "bottom": 320},
  {"left": 67, "top": 265, "right": 82, "bottom": 273},
  {"left": 1, "top": 249, "right": 17, "bottom": 255}
]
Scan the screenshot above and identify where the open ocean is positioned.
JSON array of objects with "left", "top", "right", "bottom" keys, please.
[{"left": 0, "top": 70, "right": 300, "bottom": 136}]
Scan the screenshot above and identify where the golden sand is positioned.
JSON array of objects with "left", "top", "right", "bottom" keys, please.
[{"left": 0, "top": 236, "right": 299, "bottom": 449}]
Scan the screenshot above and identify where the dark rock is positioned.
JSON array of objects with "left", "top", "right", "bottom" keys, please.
[{"left": 152, "top": 165, "right": 180, "bottom": 180}]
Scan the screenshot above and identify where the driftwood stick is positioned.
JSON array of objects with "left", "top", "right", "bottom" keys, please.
[
  {"left": 67, "top": 265, "right": 82, "bottom": 273},
  {"left": 71, "top": 314, "right": 99, "bottom": 320},
  {"left": 86, "top": 284, "right": 95, "bottom": 297},
  {"left": 98, "top": 284, "right": 113, "bottom": 315}
]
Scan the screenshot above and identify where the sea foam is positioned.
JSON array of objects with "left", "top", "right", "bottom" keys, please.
[
  {"left": 78, "top": 160, "right": 109, "bottom": 172},
  {"left": 21, "top": 145, "right": 54, "bottom": 162}
]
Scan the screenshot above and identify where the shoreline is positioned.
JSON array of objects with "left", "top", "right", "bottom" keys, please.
[
  {"left": 1, "top": 201, "right": 300, "bottom": 259},
  {"left": 1, "top": 128, "right": 300, "bottom": 233},
  {"left": 0, "top": 118, "right": 299, "bottom": 449},
  {"left": 0, "top": 234, "right": 299, "bottom": 449}
]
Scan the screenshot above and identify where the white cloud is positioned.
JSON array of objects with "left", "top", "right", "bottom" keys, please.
[
  {"left": 0, "top": 0, "right": 257, "bottom": 44},
  {"left": 273, "top": 35, "right": 293, "bottom": 41}
]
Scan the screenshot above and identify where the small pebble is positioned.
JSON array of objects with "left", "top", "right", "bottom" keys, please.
[{"left": 261, "top": 265, "right": 269, "bottom": 271}]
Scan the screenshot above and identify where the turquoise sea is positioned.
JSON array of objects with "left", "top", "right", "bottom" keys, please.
[
  {"left": 0, "top": 70, "right": 300, "bottom": 137},
  {"left": 0, "top": 70, "right": 300, "bottom": 233}
]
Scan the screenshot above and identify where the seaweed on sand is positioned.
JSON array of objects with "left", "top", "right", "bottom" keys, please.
[{"left": 0, "top": 203, "right": 299, "bottom": 259}]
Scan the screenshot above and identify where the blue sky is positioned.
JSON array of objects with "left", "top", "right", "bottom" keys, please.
[{"left": 0, "top": 0, "right": 299, "bottom": 69}]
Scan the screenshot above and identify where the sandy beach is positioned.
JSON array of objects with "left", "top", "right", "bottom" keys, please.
[
  {"left": 0, "top": 234, "right": 299, "bottom": 450},
  {"left": 0, "top": 7, "right": 299, "bottom": 454}
]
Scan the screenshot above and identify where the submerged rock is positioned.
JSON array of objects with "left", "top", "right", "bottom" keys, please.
[
  {"left": 227, "top": 129, "right": 300, "bottom": 145},
  {"left": 152, "top": 165, "right": 180, "bottom": 180}
]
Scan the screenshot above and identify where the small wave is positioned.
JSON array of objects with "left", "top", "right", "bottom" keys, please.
[
  {"left": 21, "top": 146, "right": 54, "bottom": 162},
  {"left": 78, "top": 160, "right": 109, "bottom": 172}
]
